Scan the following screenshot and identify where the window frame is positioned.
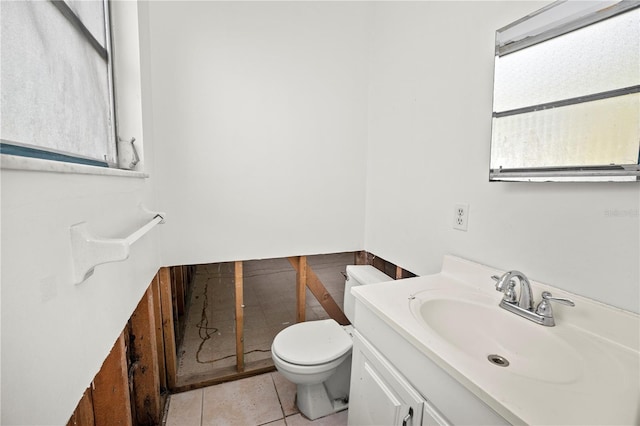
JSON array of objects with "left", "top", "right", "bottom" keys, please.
[
  {"left": 489, "top": 2, "right": 640, "bottom": 182},
  {"left": 0, "top": 0, "right": 145, "bottom": 176}
]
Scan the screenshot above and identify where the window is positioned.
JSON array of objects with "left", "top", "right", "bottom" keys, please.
[
  {"left": 489, "top": 2, "right": 640, "bottom": 181},
  {"left": 1, "top": 0, "right": 121, "bottom": 168}
]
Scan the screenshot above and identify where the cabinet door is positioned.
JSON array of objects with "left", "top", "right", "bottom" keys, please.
[
  {"left": 349, "top": 332, "right": 424, "bottom": 426},
  {"left": 422, "top": 403, "right": 450, "bottom": 426}
]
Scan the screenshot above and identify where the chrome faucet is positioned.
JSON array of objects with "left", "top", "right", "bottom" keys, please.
[
  {"left": 491, "top": 271, "right": 574, "bottom": 326},
  {"left": 493, "top": 270, "right": 533, "bottom": 310}
]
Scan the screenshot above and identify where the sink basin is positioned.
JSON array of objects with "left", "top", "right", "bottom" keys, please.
[{"left": 410, "top": 288, "right": 584, "bottom": 384}]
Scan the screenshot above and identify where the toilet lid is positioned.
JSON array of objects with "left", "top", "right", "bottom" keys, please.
[{"left": 272, "top": 319, "right": 352, "bottom": 366}]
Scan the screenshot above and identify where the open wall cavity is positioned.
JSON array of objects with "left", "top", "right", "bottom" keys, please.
[{"left": 67, "top": 251, "right": 415, "bottom": 424}]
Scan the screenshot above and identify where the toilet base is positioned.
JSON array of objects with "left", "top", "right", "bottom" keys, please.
[{"left": 296, "top": 383, "right": 348, "bottom": 420}]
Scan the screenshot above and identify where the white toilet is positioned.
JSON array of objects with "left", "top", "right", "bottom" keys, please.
[{"left": 271, "top": 265, "right": 393, "bottom": 420}]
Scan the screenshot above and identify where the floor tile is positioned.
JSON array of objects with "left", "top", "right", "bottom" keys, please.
[
  {"left": 165, "top": 372, "right": 352, "bottom": 425},
  {"left": 271, "top": 371, "right": 299, "bottom": 417},
  {"left": 165, "top": 388, "right": 203, "bottom": 426},
  {"left": 202, "top": 374, "right": 283, "bottom": 426},
  {"left": 284, "top": 410, "right": 348, "bottom": 426}
]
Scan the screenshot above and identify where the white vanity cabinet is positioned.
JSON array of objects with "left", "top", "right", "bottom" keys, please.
[
  {"left": 350, "top": 294, "right": 510, "bottom": 425},
  {"left": 348, "top": 330, "right": 449, "bottom": 426}
]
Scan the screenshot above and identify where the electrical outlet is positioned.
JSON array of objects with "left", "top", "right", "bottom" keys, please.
[{"left": 453, "top": 203, "right": 469, "bottom": 231}]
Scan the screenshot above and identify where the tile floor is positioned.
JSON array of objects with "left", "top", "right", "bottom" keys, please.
[
  {"left": 177, "top": 253, "right": 354, "bottom": 379},
  {"left": 164, "top": 371, "right": 348, "bottom": 426}
]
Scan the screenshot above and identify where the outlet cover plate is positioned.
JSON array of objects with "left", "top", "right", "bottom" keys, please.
[{"left": 453, "top": 203, "right": 469, "bottom": 231}]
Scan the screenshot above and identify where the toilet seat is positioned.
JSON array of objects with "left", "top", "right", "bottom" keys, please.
[
  {"left": 272, "top": 319, "right": 352, "bottom": 366},
  {"left": 271, "top": 347, "right": 350, "bottom": 377}
]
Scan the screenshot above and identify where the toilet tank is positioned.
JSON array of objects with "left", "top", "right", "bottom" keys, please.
[{"left": 343, "top": 265, "right": 393, "bottom": 323}]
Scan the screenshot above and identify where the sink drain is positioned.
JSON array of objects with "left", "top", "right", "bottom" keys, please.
[{"left": 488, "top": 354, "right": 510, "bottom": 367}]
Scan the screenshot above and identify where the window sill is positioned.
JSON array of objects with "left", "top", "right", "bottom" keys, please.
[{"left": 1, "top": 154, "right": 149, "bottom": 178}]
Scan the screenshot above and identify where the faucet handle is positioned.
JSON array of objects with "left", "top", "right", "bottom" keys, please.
[
  {"left": 491, "top": 274, "right": 514, "bottom": 292},
  {"left": 503, "top": 280, "right": 517, "bottom": 303},
  {"left": 541, "top": 291, "right": 575, "bottom": 306},
  {"left": 535, "top": 291, "right": 575, "bottom": 318}
]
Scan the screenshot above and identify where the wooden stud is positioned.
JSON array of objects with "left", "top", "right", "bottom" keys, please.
[
  {"left": 235, "top": 261, "right": 245, "bottom": 373},
  {"left": 355, "top": 251, "right": 371, "bottom": 265},
  {"left": 159, "top": 266, "right": 178, "bottom": 390},
  {"left": 288, "top": 257, "right": 349, "bottom": 325},
  {"left": 395, "top": 265, "right": 403, "bottom": 280},
  {"left": 296, "top": 256, "right": 307, "bottom": 322},
  {"left": 174, "top": 266, "right": 186, "bottom": 316},
  {"left": 92, "top": 332, "right": 132, "bottom": 426},
  {"left": 358, "top": 251, "right": 416, "bottom": 279},
  {"left": 181, "top": 266, "right": 188, "bottom": 314},
  {"left": 182, "top": 265, "right": 190, "bottom": 299},
  {"left": 170, "top": 268, "right": 180, "bottom": 342},
  {"left": 150, "top": 274, "right": 167, "bottom": 391},
  {"left": 306, "top": 267, "right": 349, "bottom": 325},
  {"left": 129, "top": 287, "right": 162, "bottom": 425},
  {"left": 172, "top": 361, "right": 275, "bottom": 394},
  {"left": 66, "top": 387, "right": 94, "bottom": 426}
]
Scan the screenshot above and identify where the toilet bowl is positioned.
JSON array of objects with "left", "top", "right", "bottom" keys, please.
[{"left": 271, "top": 265, "right": 393, "bottom": 420}]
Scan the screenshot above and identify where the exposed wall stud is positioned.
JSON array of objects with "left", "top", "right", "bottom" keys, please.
[
  {"left": 296, "top": 256, "right": 307, "bottom": 322},
  {"left": 129, "top": 287, "right": 162, "bottom": 425},
  {"left": 288, "top": 257, "right": 349, "bottom": 325},
  {"left": 66, "top": 387, "right": 94, "bottom": 426},
  {"left": 235, "top": 261, "right": 245, "bottom": 373},
  {"left": 150, "top": 274, "right": 167, "bottom": 391},
  {"left": 174, "top": 266, "right": 186, "bottom": 316},
  {"left": 159, "top": 267, "right": 178, "bottom": 390},
  {"left": 92, "top": 332, "right": 132, "bottom": 426},
  {"left": 396, "top": 266, "right": 403, "bottom": 280}
]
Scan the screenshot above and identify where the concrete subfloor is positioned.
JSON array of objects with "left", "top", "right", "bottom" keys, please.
[{"left": 176, "top": 253, "right": 355, "bottom": 380}]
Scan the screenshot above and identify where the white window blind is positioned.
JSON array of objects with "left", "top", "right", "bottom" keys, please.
[{"left": 1, "top": 0, "right": 116, "bottom": 167}]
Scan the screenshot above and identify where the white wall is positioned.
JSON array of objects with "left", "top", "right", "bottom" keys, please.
[
  {"left": 146, "top": 1, "right": 370, "bottom": 266},
  {"left": 364, "top": 1, "right": 640, "bottom": 313},
  {"left": 0, "top": 3, "right": 161, "bottom": 424},
  {"left": 2, "top": 2, "right": 638, "bottom": 424}
]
